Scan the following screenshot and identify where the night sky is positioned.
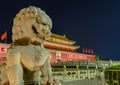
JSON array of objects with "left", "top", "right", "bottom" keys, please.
[{"left": 0, "top": 0, "right": 120, "bottom": 60}]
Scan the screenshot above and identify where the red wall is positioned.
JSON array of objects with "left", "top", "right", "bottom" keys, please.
[{"left": 0, "top": 43, "right": 96, "bottom": 64}]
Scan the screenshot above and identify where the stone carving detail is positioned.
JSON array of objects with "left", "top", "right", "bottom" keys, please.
[
  {"left": 1, "top": 6, "right": 60, "bottom": 85},
  {"left": 12, "top": 6, "right": 52, "bottom": 45}
]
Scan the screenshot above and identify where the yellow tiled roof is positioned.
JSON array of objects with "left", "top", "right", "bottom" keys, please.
[{"left": 51, "top": 33, "right": 74, "bottom": 42}]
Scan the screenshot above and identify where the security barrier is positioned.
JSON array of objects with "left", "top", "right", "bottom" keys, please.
[
  {"left": 105, "top": 69, "right": 120, "bottom": 85},
  {"left": 52, "top": 66, "right": 120, "bottom": 85}
]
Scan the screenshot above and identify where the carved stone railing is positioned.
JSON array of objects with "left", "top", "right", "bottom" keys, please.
[
  {"left": 1, "top": 64, "right": 120, "bottom": 85},
  {"left": 52, "top": 65, "right": 120, "bottom": 85}
]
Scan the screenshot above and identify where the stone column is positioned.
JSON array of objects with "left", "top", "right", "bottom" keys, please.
[
  {"left": 63, "top": 65, "right": 66, "bottom": 79},
  {"left": 76, "top": 65, "right": 79, "bottom": 78}
]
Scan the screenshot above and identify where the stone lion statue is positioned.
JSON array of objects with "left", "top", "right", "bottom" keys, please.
[
  {"left": 1, "top": 6, "right": 59, "bottom": 85},
  {"left": 12, "top": 6, "right": 52, "bottom": 45}
]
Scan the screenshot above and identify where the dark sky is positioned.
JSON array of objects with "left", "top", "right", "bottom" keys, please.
[{"left": 0, "top": 0, "right": 120, "bottom": 60}]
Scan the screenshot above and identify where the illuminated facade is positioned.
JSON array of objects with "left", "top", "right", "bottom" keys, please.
[{"left": 0, "top": 33, "right": 96, "bottom": 64}]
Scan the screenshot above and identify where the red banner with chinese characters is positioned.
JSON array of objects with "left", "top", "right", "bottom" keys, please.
[{"left": 50, "top": 50, "right": 96, "bottom": 63}]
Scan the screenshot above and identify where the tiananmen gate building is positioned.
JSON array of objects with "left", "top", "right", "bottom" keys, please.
[{"left": 0, "top": 33, "right": 96, "bottom": 64}]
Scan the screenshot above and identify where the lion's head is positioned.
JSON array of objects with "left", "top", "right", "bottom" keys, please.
[{"left": 12, "top": 6, "right": 52, "bottom": 45}]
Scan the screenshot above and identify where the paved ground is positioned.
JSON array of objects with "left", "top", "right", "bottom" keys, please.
[
  {"left": 61, "top": 78, "right": 108, "bottom": 85},
  {"left": 55, "top": 76, "right": 108, "bottom": 85},
  {"left": 0, "top": 78, "right": 109, "bottom": 85}
]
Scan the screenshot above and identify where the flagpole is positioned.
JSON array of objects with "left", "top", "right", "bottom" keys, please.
[{"left": 5, "top": 31, "right": 7, "bottom": 43}]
